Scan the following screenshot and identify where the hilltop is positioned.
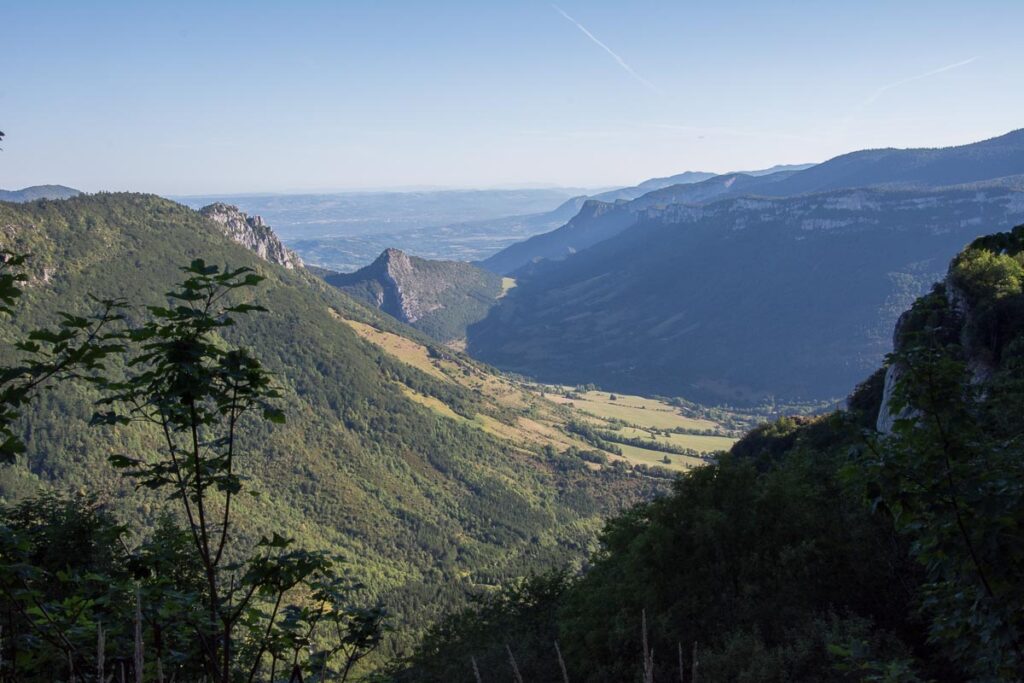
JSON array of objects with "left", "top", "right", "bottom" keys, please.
[
  {"left": 323, "top": 248, "right": 508, "bottom": 342},
  {"left": 0, "top": 184, "right": 81, "bottom": 202}
]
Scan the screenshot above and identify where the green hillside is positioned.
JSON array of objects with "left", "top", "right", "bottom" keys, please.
[{"left": 0, "top": 193, "right": 660, "bottom": 660}]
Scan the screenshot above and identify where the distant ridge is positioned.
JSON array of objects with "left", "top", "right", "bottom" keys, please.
[
  {"left": 758, "top": 128, "right": 1024, "bottom": 196},
  {"left": 480, "top": 167, "right": 803, "bottom": 275},
  {"left": 469, "top": 129, "right": 1024, "bottom": 403},
  {"left": 591, "top": 171, "right": 717, "bottom": 202},
  {"left": 480, "top": 130, "right": 1024, "bottom": 275},
  {"left": 0, "top": 185, "right": 81, "bottom": 202}
]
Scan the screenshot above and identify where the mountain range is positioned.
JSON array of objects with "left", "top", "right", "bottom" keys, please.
[
  {"left": 478, "top": 166, "right": 809, "bottom": 275},
  {"left": 177, "top": 165, "right": 814, "bottom": 273},
  {"left": 467, "top": 129, "right": 1024, "bottom": 403},
  {"left": 176, "top": 188, "right": 591, "bottom": 270}
]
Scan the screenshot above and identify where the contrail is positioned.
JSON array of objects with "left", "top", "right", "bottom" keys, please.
[
  {"left": 860, "top": 56, "right": 979, "bottom": 109},
  {"left": 833, "top": 56, "right": 978, "bottom": 136},
  {"left": 551, "top": 4, "right": 661, "bottom": 94}
]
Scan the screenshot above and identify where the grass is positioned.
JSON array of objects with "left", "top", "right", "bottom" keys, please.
[
  {"left": 616, "top": 427, "right": 737, "bottom": 454},
  {"left": 614, "top": 444, "right": 705, "bottom": 472},
  {"left": 340, "top": 315, "right": 451, "bottom": 381},
  {"left": 339, "top": 314, "right": 596, "bottom": 451},
  {"left": 552, "top": 391, "right": 720, "bottom": 431},
  {"left": 498, "top": 277, "right": 517, "bottom": 298},
  {"left": 338, "top": 314, "right": 738, "bottom": 477},
  {"left": 401, "top": 387, "right": 468, "bottom": 422}
]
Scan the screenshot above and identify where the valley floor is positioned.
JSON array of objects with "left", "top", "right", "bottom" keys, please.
[{"left": 338, "top": 312, "right": 746, "bottom": 474}]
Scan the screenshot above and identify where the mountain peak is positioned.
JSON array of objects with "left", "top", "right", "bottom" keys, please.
[
  {"left": 325, "top": 250, "right": 504, "bottom": 341},
  {"left": 199, "top": 203, "right": 303, "bottom": 269},
  {"left": 378, "top": 247, "right": 409, "bottom": 262}
]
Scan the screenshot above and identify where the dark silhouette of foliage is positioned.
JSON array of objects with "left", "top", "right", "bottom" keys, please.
[
  {"left": 0, "top": 251, "right": 125, "bottom": 464},
  {"left": 0, "top": 256, "right": 386, "bottom": 680},
  {"left": 401, "top": 226, "right": 1024, "bottom": 682}
]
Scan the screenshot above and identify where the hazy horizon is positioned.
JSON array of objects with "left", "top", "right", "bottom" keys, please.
[{"left": 3, "top": 1, "right": 1023, "bottom": 195}]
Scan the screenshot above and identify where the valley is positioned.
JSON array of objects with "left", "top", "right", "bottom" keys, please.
[
  {"left": 468, "top": 132, "right": 1024, "bottom": 404},
  {"left": 334, "top": 311, "right": 743, "bottom": 474},
  {"left": 5, "top": 5, "right": 1023, "bottom": 678},
  {"left": 6, "top": 129, "right": 1024, "bottom": 679}
]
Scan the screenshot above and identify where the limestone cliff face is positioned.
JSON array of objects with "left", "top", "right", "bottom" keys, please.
[
  {"left": 323, "top": 249, "right": 505, "bottom": 342},
  {"left": 875, "top": 316, "right": 912, "bottom": 434},
  {"left": 875, "top": 272, "right": 994, "bottom": 433},
  {"left": 376, "top": 248, "right": 439, "bottom": 323},
  {"left": 199, "top": 203, "right": 303, "bottom": 270}
]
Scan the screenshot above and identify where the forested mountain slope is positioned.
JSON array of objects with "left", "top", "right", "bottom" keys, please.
[
  {"left": 400, "top": 224, "right": 1024, "bottom": 682},
  {"left": 0, "top": 193, "right": 660, "bottom": 655},
  {"left": 469, "top": 181, "right": 1024, "bottom": 402}
]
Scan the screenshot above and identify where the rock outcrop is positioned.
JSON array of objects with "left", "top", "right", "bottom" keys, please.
[
  {"left": 199, "top": 203, "right": 303, "bottom": 270},
  {"left": 323, "top": 249, "right": 505, "bottom": 342},
  {"left": 375, "top": 248, "right": 436, "bottom": 323},
  {"left": 875, "top": 231, "right": 1019, "bottom": 432}
]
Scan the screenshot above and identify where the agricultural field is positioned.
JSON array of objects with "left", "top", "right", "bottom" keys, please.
[
  {"left": 551, "top": 391, "right": 722, "bottom": 431},
  {"left": 616, "top": 426, "right": 737, "bottom": 455},
  {"left": 615, "top": 443, "right": 707, "bottom": 471},
  {"left": 337, "top": 313, "right": 742, "bottom": 476}
]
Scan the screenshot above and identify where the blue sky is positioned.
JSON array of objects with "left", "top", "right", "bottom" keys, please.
[{"left": 2, "top": 1, "right": 1022, "bottom": 194}]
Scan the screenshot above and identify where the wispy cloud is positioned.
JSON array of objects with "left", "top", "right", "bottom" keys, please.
[{"left": 551, "top": 4, "right": 661, "bottom": 95}]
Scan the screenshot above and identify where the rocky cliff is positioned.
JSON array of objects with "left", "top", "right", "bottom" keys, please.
[
  {"left": 876, "top": 225, "right": 1024, "bottom": 431},
  {"left": 199, "top": 203, "right": 303, "bottom": 269},
  {"left": 323, "top": 248, "right": 505, "bottom": 342}
]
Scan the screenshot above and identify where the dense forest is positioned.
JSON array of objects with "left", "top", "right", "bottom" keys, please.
[
  {"left": 398, "top": 226, "right": 1024, "bottom": 681},
  {"left": 1, "top": 194, "right": 1022, "bottom": 680},
  {"left": 0, "top": 195, "right": 660, "bottom": 679}
]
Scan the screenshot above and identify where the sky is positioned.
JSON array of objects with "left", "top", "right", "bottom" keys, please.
[{"left": 2, "top": 0, "right": 1023, "bottom": 195}]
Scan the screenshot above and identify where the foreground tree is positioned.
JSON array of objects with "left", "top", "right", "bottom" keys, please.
[
  {"left": 0, "top": 255, "right": 385, "bottom": 680},
  {"left": 867, "top": 277, "right": 1024, "bottom": 678}
]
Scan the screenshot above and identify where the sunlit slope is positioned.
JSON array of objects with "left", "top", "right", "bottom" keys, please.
[
  {"left": 335, "top": 318, "right": 739, "bottom": 473},
  {"left": 0, "top": 193, "right": 662, "bottom": 651}
]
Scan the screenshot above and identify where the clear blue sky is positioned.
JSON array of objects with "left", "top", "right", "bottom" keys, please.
[{"left": 2, "top": 1, "right": 1022, "bottom": 194}]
